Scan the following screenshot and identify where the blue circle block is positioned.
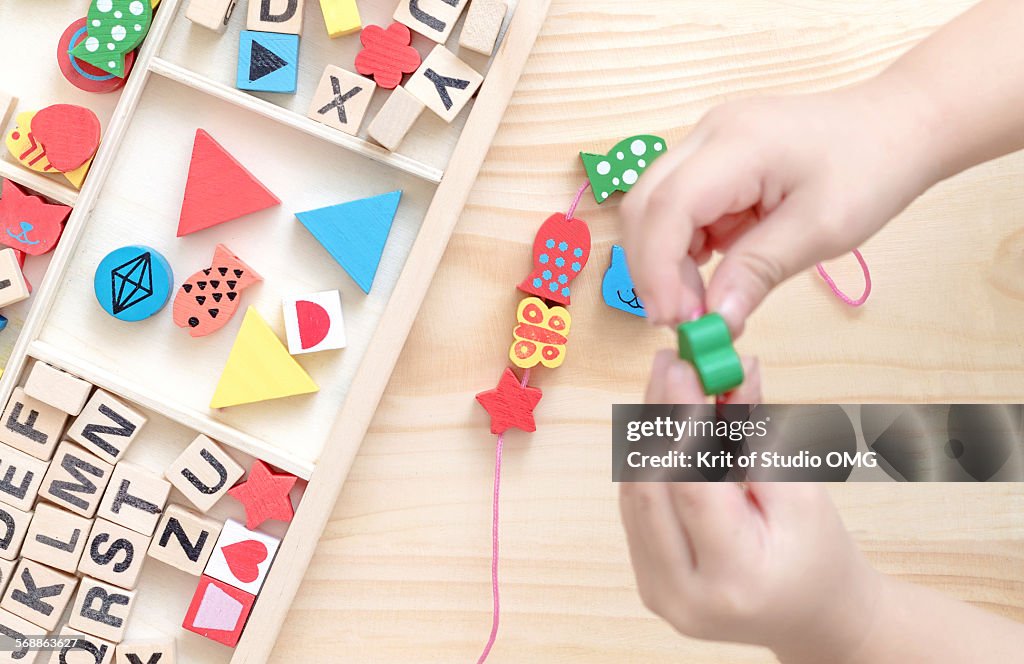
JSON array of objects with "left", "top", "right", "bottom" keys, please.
[{"left": 95, "top": 246, "right": 173, "bottom": 322}]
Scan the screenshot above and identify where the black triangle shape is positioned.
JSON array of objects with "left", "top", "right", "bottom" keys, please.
[
  {"left": 210, "top": 280, "right": 220, "bottom": 288},
  {"left": 202, "top": 268, "right": 211, "bottom": 276},
  {"left": 227, "top": 280, "right": 237, "bottom": 289},
  {"left": 197, "top": 281, "right": 207, "bottom": 290},
  {"left": 195, "top": 296, "right": 206, "bottom": 305},
  {"left": 212, "top": 293, "right": 223, "bottom": 302},
  {"left": 218, "top": 267, "right": 228, "bottom": 276},
  {"left": 250, "top": 40, "right": 287, "bottom": 82},
  {"left": 209, "top": 309, "right": 220, "bottom": 318},
  {"left": 234, "top": 269, "right": 244, "bottom": 277},
  {"left": 227, "top": 292, "right": 237, "bottom": 301},
  {"left": 182, "top": 284, "right": 193, "bottom": 293}
]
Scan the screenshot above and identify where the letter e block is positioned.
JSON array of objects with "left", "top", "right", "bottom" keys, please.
[
  {"left": 67, "top": 390, "right": 147, "bottom": 464},
  {"left": 164, "top": 436, "right": 243, "bottom": 513},
  {"left": 0, "top": 444, "right": 48, "bottom": 511},
  {"left": 40, "top": 441, "right": 114, "bottom": 518},
  {"left": 0, "top": 387, "right": 69, "bottom": 460},
  {"left": 147, "top": 504, "right": 222, "bottom": 575},
  {"left": 406, "top": 45, "right": 483, "bottom": 123},
  {"left": 97, "top": 462, "right": 170, "bottom": 536}
]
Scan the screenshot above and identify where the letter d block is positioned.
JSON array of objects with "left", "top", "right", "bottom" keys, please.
[
  {"left": 67, "top": 390, "right": 147, "bottom": 464},
  {"left": 165, "top": 436, "right": 243, "bottom": 513},
  {"left": 69, "top": 577, "right": 137, "bottom": 643},
  {"left": 247, "top": 0, "right": 305, "bottom": 34},
  {"left": 0, "top": 444, "right": 48, "bottom": 512},
  {"left": 0, "top": 387, "right": 69, "bottom": 461},
  {"left": 147, "top": 504, "right": 222, "bottom": 575},
  {"left": 1, "top": 558, "right": 78, "bottom": 631},
  {"left": 0, "top": 504, "right": 32, "bottom": 561},
  {"left": 40, "top": 441, "right": 114, "bottom": 518}
]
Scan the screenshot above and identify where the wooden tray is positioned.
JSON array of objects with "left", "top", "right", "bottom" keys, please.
[{"left": 0, "top": 0, "right": 550, "bottom": 660}]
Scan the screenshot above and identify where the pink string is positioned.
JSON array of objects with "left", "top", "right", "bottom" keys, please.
[
  {"left": 815, "top": 249, "right": 872, "bottom": 307},
  {"left": 566, "top": 182, "right": 591, "bottom": 220},
  {"left": 476, "top": 368, "right": 531, "bottom": 664}
]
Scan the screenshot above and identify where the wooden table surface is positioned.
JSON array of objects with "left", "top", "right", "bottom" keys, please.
[{"left": 272, "top": 2, "right": 1024, "bottom": 661}]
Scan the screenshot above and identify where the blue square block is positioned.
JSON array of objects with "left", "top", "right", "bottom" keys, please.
[{"left": 237, "top": 30, "right": 299, "bottom": 94}]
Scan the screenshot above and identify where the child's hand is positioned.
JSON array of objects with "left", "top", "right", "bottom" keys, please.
[
  {"left": 620, "top": 80, "right": 936, "bottom": 333},
  {"left": 619, "top": 351, "right": 882, "bottom": 662}
]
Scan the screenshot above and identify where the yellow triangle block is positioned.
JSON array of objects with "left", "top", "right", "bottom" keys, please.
[{"left": 210, "top": 307, "right": 319, "bottom": 408}]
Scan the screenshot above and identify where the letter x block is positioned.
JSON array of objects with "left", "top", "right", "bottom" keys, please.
[
  {"left": 306, "top": 65, "right": 376, "bottom": 136},
  {"left": 406, "top": 45, "right": 483, "bottom": 123},
  {"left": 677, "top": 313, "right": 745, "bottom": 396}
]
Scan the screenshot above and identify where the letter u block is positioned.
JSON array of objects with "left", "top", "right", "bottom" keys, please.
[{"left": 164, "top": 436, "right": 244, "bottom": 513}]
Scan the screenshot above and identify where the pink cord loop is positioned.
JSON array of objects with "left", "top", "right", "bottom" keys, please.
[
  {"left": 815, "top": 249, "right": 872, "bottom": 307},
  {"left": 566, "top": 181, "right": 591, "bottom": 220}
]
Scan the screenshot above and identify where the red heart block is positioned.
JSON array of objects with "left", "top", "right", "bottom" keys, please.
[
  {"left": 221, "top": 539, "right": 268, "bottom": 583},
  {"left": 30, "top": 104, "right": 101, "bottom": 172}
]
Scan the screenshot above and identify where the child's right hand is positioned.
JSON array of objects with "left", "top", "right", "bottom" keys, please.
[{"left": 620, "top": 76, "right": 938, "bottom": 333}]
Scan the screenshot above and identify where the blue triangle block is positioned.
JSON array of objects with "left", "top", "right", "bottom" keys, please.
[
  {"left": 296, "top": 191, "right": 402, "bottom": 294},
  {"left": 237, "top": 31, "right": 299, "bottom": 94}
]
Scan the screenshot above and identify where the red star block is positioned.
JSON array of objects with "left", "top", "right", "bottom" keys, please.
[
  {"left": 0, "top": 178, "right": 70, "bottom": 256},
  {"left": 355, "top": 23, "right": 421, "bottom": 89},
  {"left": 227, "top": 460, "right": 297, "bottom": 529},
  {"left": 476, "top": 367, "right": 544, "bottom": 435}
]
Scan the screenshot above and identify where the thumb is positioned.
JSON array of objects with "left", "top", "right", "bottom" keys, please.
[{"left": 706, "top": 198, "right": 825, "bottom": 335}]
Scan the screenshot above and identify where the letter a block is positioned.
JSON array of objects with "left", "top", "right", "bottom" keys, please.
[
  {"left": 406, "top": 45, "right": 483, "bottom": 123},
  {"left": 67, "top": 390, "right": 147, "bottom": 464},
  {"left": 96, "top": 462, "right": 171, "bottom": 536},
  {"left": 78, "top": 519, "right": 150, "bottom": 590},
  {"left": 164, "top": 436, "right": 244, "bottom": 513},
  {"left": 1, "top": 558, "right": 78, "bottom": 630},
  {"left": 0, "top": 444, "right": 48, "bottom": 512},
  {"left": 147, "top": 504, "right": 222, "bottom": 575},
  {"left": 0, "top": 387, "right": 69, "bottom": 461},
  {"left": 40, "top": 441, "right": 114, "bottom": 518},
  {"left": 307, "top": 65, "right": 376, "bottom": 136},
  {"left": 68, "top": 577, "right": 137, "bottom": 643}
]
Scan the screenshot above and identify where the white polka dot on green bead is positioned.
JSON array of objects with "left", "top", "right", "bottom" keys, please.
[
  {"left": 92, "top": 19, "right": 101, "bottom": 26},
  {"left": 114, "top": 10, "right": 122, "bottom": 18},
  {"left": 596, "top": 161, "right": 611, "bottom": 176},
  {"left": 129, "top": 0, "right": 144, "bottom": 14},
  {"left": 631, "top": 139, "right": 647, "bottom": 156},
  {"left": 85, "top": 36, "right": 99, "bottom": 51},
  {"left": 97, "top": 0, "right": 112, "bottom": 11},
  {"left": 134, "top": 23, "right": 142, "bottom": 30},
  {"left": 623, "top": 169, "right": 638, "bottom": 185},
  {"left": 654, "top": 142, "right": 663, "bottom": 151},
  {"left": 616, "top": 152, "right": 624, "bottom": 160},
  {"left": 108, "top": 61, "right": 116, "bottom": 68},
  {"left": 112, "top": 25, "right": 127, "bottom": 41}
]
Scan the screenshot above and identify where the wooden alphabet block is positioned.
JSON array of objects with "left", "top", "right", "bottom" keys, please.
[
  {"left": 79, "top": 519, "right": 150, "bottom": 590},
  {"left": 367, "top": 85, "right": 425, "bottom": 152},
  {"left": 68, "top": 577, "right": 137, "bottom": 643},
  {"left": 459, "top": 0, "right": 507, "bottom": 55},
  {"left": 183, "top": 576, "right": 255, "bottom": 647},
  {"left": 0, "top": 178, "right": 70, "bottom": 256},
  {"left": 0, "top": 387, "right": 69, "bottom": 461},
  {"left": 227, "top": 461, "right": 296, "bottom": 529},
  {"left": 355, "top": 23, "right": 421, "bottom": 89},
  {"left": 0, "top": 249, "right": 30, "bottom": 309},
  {"left": 185, "top": 0, "right": 238, "bottom": 33},
  {"left": 282, "top": 290, "right": 346, "bottom": 355},
  {"left": 21, "top": 503, "right": 91, "bottom": 573},
  {"left": 247, "top": 0, "right": 304, "bottom": 34},
  {"left": 306, "top": 66, "right": 376, "bottom": 136},
  {"left": 0, "top": 559, "right": 14, "bottom": 597},
  {"left": 236, "top": 30, "right": 300, "bottom": 94},
  {"left": 204, "top": 519, "right": 280, "bottom": 594},
  {"left": 0, "top": 504, "right": 32, "bottom": 561},
  {"left": 173, "top": 244, "right": 262, "bottom": 338},
  {"left": 405, "top": 45, "right": 483, "bottom": 123},
  {"left": 147, "top": 504, "right": 222, "bottom": 575},
  {"left": 40, "top": 441, "right": 114, "bottom": 518},
  {"left": 318, "top": 0, "right": 360, "bottom": 37},
  {"left": 97, "top": 462, "right": 170, "bottom": 537},
  {"left": 0, "top": 443, "right": 48, "bottom": 511},
  {"left": 67, "top": 390, "right": 147, "bottom": 464},
  {"left": 115, "top": 640, "right": 175, "bottom": 664},
  {"left": 393, "top": 0, "right": 467, "bottom": 43},
  {"left": 0, "top": 607, "right": 43, "bottom": 664},
  {"left": 45, "top": 624, "right": 116, "bottom": 664},
  {"left": 1, "top": 558, "right": 78, "bottom": 631},
  {"left": 24, "top": 361, "right": 93, "bottom": 416},
  {"left": 164, "top": 436, "right": 243, "bottom": 513}
]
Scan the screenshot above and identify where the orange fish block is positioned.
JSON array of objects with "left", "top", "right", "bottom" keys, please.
[{"left": 173, "top": 244, "right": 261, "bottom": 337}]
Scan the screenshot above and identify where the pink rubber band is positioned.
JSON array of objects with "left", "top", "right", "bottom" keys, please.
[
  {"left": 815, "top": 249, "right": 872, "bottom": 307},
  {"left": 566, "top": 181, "right": 591, "bottom": 220}
]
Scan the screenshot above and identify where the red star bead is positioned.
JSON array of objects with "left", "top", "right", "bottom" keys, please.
[
  {"left": 0, "top": 178, "right": 70, "bottom": 256},
  {"left": 476, "top": 367, "right": 543, "bottom": 435},
  {"left": 227, "top": 460, "right": 297, "bottom": 529}
]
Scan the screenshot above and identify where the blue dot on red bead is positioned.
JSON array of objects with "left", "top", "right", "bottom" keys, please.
[
  {"left": 546, "top": 239, "right": 555, "bottom": 249},
  {"left": 571, "top": 262, "right": 581, "bottom": 272},
  {"left": 558, "top": 241, "right": 568, "bottom": 251}
]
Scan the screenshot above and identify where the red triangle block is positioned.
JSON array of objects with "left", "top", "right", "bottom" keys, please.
[{"left": 177, "top": 129, "right": 280, "bottom": 237}]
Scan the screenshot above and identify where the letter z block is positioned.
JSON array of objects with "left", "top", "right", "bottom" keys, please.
[{"left": 147, "top": 504, "right": 222, "bottom": 575}]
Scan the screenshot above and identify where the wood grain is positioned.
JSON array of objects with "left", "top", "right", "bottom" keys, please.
[{"left": 272, "top": 1, "right": 1024, "bottom": 662}]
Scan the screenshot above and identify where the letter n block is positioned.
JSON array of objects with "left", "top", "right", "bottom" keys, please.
[
  {"left": 67, "top": 390, "right": 147, "bottom": 464},
  {"left": 1, "top": 558, "right": 78, "bottom": 630},
  {"left": 164, "top": 436, "right": 243, "bottom": 513},
  {"left": 40, "top": 441, "right": 114, "bottom": 518},
  {"left": 0, "top": 387, "right": 69, "bottom": 461},
  {"left": 68, "top": 577, "right": 137, "bottom": 643},
  {"left": 147, "top": 504, "right": 222, "bottom": 575}
]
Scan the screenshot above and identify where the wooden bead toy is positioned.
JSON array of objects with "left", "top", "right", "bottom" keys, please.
[
  {"left": 247, "top": 0, "right": 305, "bottom": 35},
  {"left": 475, "top": 367, "right": 543, "bottom": 435},
  {"left": 516, "top": 213, "right": 591, "bottom": 306},
  {"left": 177, "top": 129, "right": 280, "bottom": 237},
  {"left": 509, "top": 297, "right": 572, "bottom": 370},
  {"left": 0, "top": 179, "right": 70, "bottom": 256},
  {"left": 204, "top": 519, "right": 280, "bottom": 594},
  {"left": 58, "top": 18, "right": 137, "bottom": 93},
  {"left": 306, "top": 65, "right": 377, "bottom": 136},
  {"left": 45, "top": 624, "right": 116, "bottom": 664},
  {"left": 185, "top": 0, "right": 238, "bottom": 33},
  {"left": 182, "top": 575, "right": 255, "bottom": 647},
  {"left": 0, "top": 248, "right": 30, "bottom": 309},
  {"left": 94, "top": 246, "right": 174, "bottom": 322},
  {"left": 581, "top": 135, "right": 667, "bottom": 204},
  {"left": 459, "top": 0, "right": 507, "bottom": 55},
  {"left": 164, "top": 435, "right": 244, "bottom": 513},
  {"left": 78, "top": 518, "right": 151, "bottom": 590},
  {"left": 69, "top": 0, "right": 152, "bottom": 78},
  {"left": 0, "top": 443, "right": 48, "bottom": 511},
  {"left": 40, "top": 441, "right": 114, "bottom": 518},
  {"left": 227, "top": 460, "right": 296, "bottom": 529},
  {"left": 68, "top": 577, "right": 137, "bottom": 643},
  {"left": 96, "top": 461, "right": 171, "bottom": 536},
  {"left": 0, "top": 504, "right": 32, "bottom": 561},
  {"left": 295, "top": 190, "right": 402, "bottom": 294},
  {"left": 1, "top": 558, "right": 79, "bottom": 630},
  {"left": 20, "top": 503, "right": 91, "bottom": 573},
  {"left": 393, "top": 0, "right": 467, "bottom": 43},
  {"left": 24, "top": 361, "right": 93, "bottom": 416},
  {"left": 30, "top": 104, "right": 102, "bottom": 173},
  {"left": 67, "top": 389, "right": 147, "bottom": 464},
  {"left": 677, "top": 313, "right": 744, "bottom": 396},
  {"left": 367, "top": 85, "right": 424, "bottom": 152},
  {"left": 172, "top": 244, "right": 262, "bottom": 338},
  {"left": 147, "top": 504, "right": 222, "bottom": 575},
  {"left": 319, "top": 0, "right": 361, "bottom": 37},
  {"left": 6, "top": 108, "right": 97, "bottom": 189},
  {"left": 0, "top": 387, "right": 69, "bottom": 461},
  {"left": 236, "top": 30, "right": 300, "bottom": 94},
  {"left": 282, "top": 290, "right": 346, "bottom": 355},
  {"left": 355, "top": 23, "right": 421, "bottom": 89},
  {"left": 602, "top": 245, "right": 646, "bottom": 318},
  {"left": 210, "top": 307, "right": 319, "bottom": 408},
  {"left": 406, "top": 45, "right": 484, "bottom": 123},
  {"left": 0, "top": 608, "right": 40, "bottom": 662},
  {"left": 115, "top": 639, "right": 175, "bottom": 664}
]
